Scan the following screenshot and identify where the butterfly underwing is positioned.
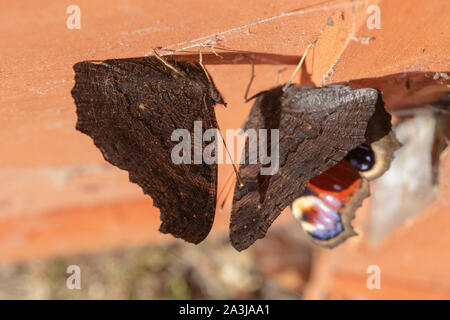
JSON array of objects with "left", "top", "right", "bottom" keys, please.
[
  {"left": 291, "top": 151, "right": 371, "bottom": 247},
  {"left": 230, "top": 84, "right": 383, "bottom": 251},
  {"left": 290, "top": 99, "right": 400, "bottom": 248},
  {"left": 71, "top": 56, "right": 225, "bottom": 244}
]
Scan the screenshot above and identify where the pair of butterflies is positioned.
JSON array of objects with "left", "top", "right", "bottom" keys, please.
[{"left": 71, "top": 55, "right": 399, "bottom": 251}]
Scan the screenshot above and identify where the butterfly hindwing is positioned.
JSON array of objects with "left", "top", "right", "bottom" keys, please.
[
  {"left": 72, "top": 57, "right": 223, "bottom": 244},
  {"left": 291, "top": 97, "right": 401, "bottom": 248}
]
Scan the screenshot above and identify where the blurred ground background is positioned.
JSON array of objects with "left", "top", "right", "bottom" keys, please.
[{"left": 0, "top": 227, "right": 314, "bottom": 299}]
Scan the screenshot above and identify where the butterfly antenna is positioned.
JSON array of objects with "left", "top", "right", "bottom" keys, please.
[
  {"left": 198, "top": 46, "right": 244, "bottom": 188},
  {"left": 152, "top": 49, "right": 186, "bottom": 77},
  {"left": 216, "top": 125, "right": 244, "bottom": 188},
  {"left": 282, "top": 43, "right": 314, "bottom": 92},
  {"left": 219, "top": 175, "right": 236, "bottom": 211}
]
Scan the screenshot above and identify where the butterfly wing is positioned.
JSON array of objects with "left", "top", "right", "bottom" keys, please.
[
  {"left": 72, "top": 57, "right": 221, "bottom": 244},
  {"left": 291, "top": 98, "right": 400, "bottom": 249},
  {"left": 230, "top": 85, "right": 378, "bottom": 250}
]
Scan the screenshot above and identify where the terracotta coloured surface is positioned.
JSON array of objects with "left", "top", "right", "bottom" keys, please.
[
  {"left": 0, "top": 0, "right": 449, "bottom": 279},
  {"left": 305, "top": 151, "right": 450, "bottom": 299}
]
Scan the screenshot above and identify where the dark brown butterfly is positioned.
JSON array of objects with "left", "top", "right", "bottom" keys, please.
[
  {"left": 72, "top": 56, "right": 225, "bottom": 244},
  {"left": 71, "top": 55, "right": 397, "bottom": 251}
]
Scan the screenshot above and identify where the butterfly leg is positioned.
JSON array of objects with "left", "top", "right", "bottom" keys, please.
[
  {"left": 243, "top": 57, "right": 270, "bottom": 103},
  {"left": 201, "top": 93, "right": 244, "bottom": 188},
  {"left": 275, "top": 67, "right": 289, "bottom": 85},
  {"left": 219, "top": 173, "right": 236, "bottom": 211},
  {"left": 243, "top": 58, "right": 256, "bottom": 103},
  {"left": 152, "top": 49, "right": 186, "bottom": 77},
  {"left": 282, "top": 43, "right": 314, "bottom": 92}
]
